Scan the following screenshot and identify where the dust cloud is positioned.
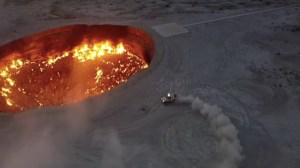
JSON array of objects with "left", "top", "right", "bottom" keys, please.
[
  {"left": 178, "top": 95, "right": 244, "bottom": 168},
  {"left": 0, "top": 102, "right": 90, "bottom": 168}
]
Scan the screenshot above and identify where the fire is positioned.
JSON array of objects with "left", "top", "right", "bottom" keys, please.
[
  {"left": 0, "top": 40, "right": 148, "bottom": 112},
  {"left": 73, "top": 41, "right": 126, "bottom": 62}
]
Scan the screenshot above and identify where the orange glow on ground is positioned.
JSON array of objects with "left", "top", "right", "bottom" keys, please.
[{"left": 0, "top": 25, "right": 154, "bottom": 112}]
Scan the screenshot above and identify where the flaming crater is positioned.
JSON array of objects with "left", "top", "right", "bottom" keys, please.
[{"left": 0, "top": 25, "right": 155, "bottom": 112}]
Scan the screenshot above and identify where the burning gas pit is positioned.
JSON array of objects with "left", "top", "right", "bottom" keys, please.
[{"left": 0, "top": 25, "right": 155, "bottom": 112}]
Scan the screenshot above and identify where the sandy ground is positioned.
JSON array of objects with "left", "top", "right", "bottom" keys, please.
[{"left": 1, "top": 0, "right": 300, "bottom": 168}]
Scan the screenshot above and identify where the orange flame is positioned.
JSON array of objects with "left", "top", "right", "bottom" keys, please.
[{"left": 0, "top": 40, "right": 148, "bottom": 112}]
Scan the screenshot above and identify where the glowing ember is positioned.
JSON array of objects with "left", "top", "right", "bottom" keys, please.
[{"left": 0, "top": 38, "right": 149, "bottom": 112}]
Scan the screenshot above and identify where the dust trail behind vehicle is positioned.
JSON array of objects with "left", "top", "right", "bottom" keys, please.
[{"left": 177, "top": 95, "right": 244, "bottom": 168}]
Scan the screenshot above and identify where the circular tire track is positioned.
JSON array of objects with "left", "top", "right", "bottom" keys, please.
[{"left": 159, "top": 113, "right": 218, "bottom": 168}]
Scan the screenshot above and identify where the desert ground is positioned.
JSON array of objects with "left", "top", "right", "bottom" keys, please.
[{"left": 0, "top": 0, "right": 300, "bottom": 168}]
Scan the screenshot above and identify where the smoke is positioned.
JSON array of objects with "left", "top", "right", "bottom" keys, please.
[
  {"left": 0, "top": 93, "right": 244, "bottom": 168},
  {"left": 0, "top": 100, "right": 133, "bottom": 168},
  {"left": 98, "top": 130, "right": 125, "bottom": 168},
  {"left": 92, "top": 129, "right": 142, "bottom": 168},
  {"left": 0, "top": 102, "right": 90, "bottom": 168},
  {"left": 1, "top": 127, "right": 64, "bottom": 168},
  {"left": 178, "top": 95, "right": 244, "bottom": 168}
]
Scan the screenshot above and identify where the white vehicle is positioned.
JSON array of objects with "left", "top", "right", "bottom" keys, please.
[{"left": 161, "top": 93, "right": 177, "bottom": 105}]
